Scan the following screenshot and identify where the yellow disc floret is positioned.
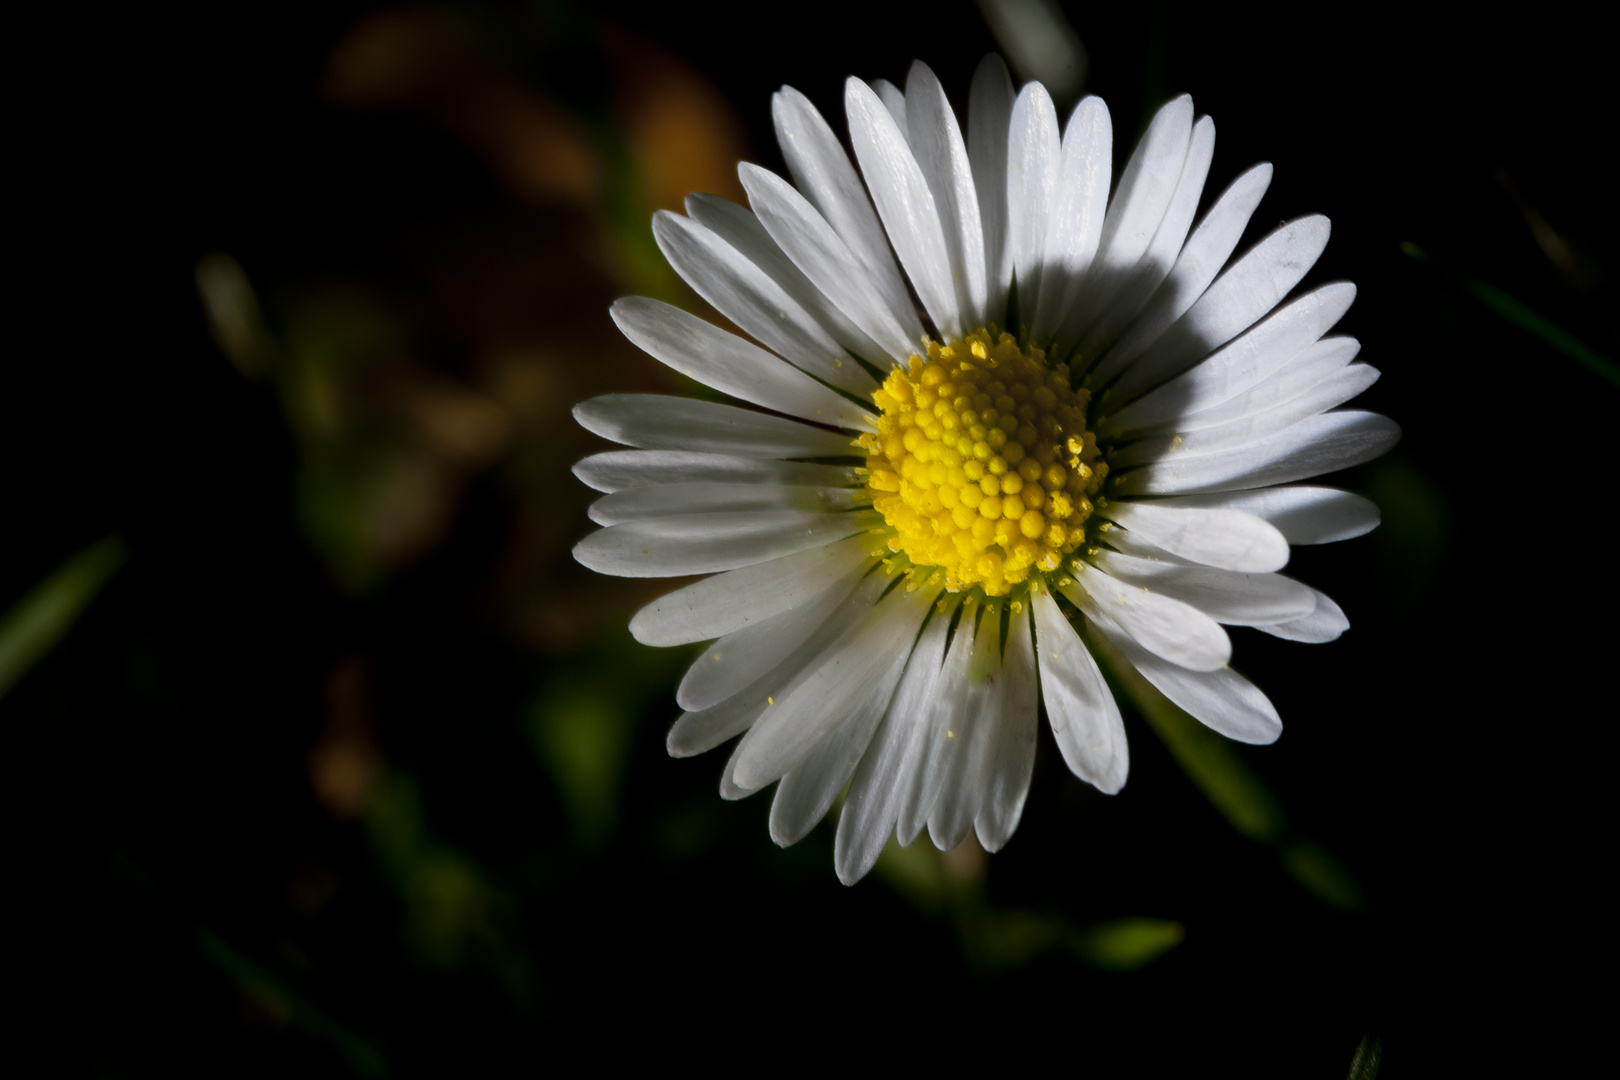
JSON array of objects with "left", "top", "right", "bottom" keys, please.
[{"left": 859, "top": 330, "right": 1107, "bottom": 596}]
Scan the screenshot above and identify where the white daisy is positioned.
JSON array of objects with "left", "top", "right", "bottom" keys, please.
[{"left": 572, "top": 56, "right": 1398, "bottom": 884}]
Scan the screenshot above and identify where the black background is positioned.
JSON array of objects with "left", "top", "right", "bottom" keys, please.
[{"left": 7, "top": 2, "right": 1612, "bottom": 1075}]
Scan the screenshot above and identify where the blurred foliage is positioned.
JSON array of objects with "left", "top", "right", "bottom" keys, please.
[
  {"left": 977, "top": 0, "right": 1088, "bottom": 108},
  {"left": 1347, "top": 1034, "right": 1383, "bottom": 1080},
  {"left": 1082, "top": 619, "right": 1365, "bottom": 912},
  {"left": 528, "top": 684, "right": 632, "bottom": 845},
  {"left": 1362, "top": 456, "right": 1449, "bottom": 633},
  {"left": 875, "top": 831, "right": 1184, "bottom": 971},
  {"left": 1072, "top": 916, "right": 1186, "bottom": 971},
  {"left": 194, "top": 928, "right": 390, "bottom": 1077},
  {"left": 525, "top": 624, "right": 688, "bottom": 845},
  {"left": 111, "top": 853, "right": 389, "bottom": 1076},
  {"left": 1401, "top": 241, "right": 1620, "bottom": 388},
  {"left": 0, "top": 534, "right": 126, "bottom": 699}
]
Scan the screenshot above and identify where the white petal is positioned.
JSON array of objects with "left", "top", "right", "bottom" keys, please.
[
  {"left": 667, "top": 569, "right": 892, "bottom": 757},
  {"left": 898, "top": 601, "right": 977, "bottom": 845},
  {"left": 1030, "top": 96, "right": 1111, "bottom": 344},
  {"left": 630, "top": 534, "right": 874, "bottom": 646},
  {"left": 872, "top": 78, "right": 908, "bottom": 134},
  {"left": 647, "top": 219, "right": 875, "bottom": 398},
  {"left": 1059, "top": 94, "right": 1194, "bottom": 345},
  {"left": 906, "top": 61, "right": 988, "bottom": 329},
  {"left": 1206, "top": 363, "right": 1382, "bottom": 448},
  {"left": 1256, "top": 587, "right": 1349, "bottom": 643},
  {"left": 926, "top": 603, "right": 1003, "bottom": 851},
  {"left": 1062, "top": 565, "right": 1231, "bottom": 671},
  {"left": 1113, "top": 410, "right": 1401, "bottom": 496},
  {"left": 740, "top": 163, "right": 921, "bottom": 364},
  {"left": 1031, "top": 585, "right": 1127, "bottom": 793},
  {"left": 845, "top": 77, "right": 962, "bottom": 338},
  {"left": 768, "top": 646, "right": 908, "bottom": 846},
  {"left": 1093, "top": 95, "right": 1194, "bottom": 287},
  {"left": 1103, "top": 284, "right": 1357, "bottom": 437},
  {"left": 1152, "top": 486, "right": 1380, "bottom": 544},
  {"left": 589, "top": 482, "right": 868, "bottom": 531},
  {"left": 975, "top": 602, "right": 1040, "bottom": 852},
  {"left": 1110, "top": 365, "right": 1381, "bottom": 468},
  {"left": 573, "top": 449, "right": 859, "bottom": 494},
  {"left": 968, "top": 53, "right": 1015, "bottom": 328},
  {"left": 676, "top": 558, "right": 869, "bottom": 710},
  {"left": 719, "top": 742, "right": 764, "bottom": 800},
  {"left": 1005, "top": 82, "right": 1061, "bottom": 317},
  {"left": 1093, "top": 521, "right": 1196, "bottom": 565},
  {"left": 1089, "top": 549, "right": 1316, "bottom": 625},
  {"left": 730, "top": 581, "right": 936, "bottom": 790},
  {"left": 1154, "top": 336, "right": 1362, "bottom": 434},
  {"left": 1101, "top": 216, "right": 1333, "bottom": 405},
  {"left": 573, "top": 509, "right": 876, "bottom": 578},
  {"left": 833, "top": 602, "right": 954, "bottom": 884},
  {"left": 1099, "top": 500, "right": 1289, "bottom": 572},
  {"left": 573, "top": 395, "right": 856, "bottom": 459},
  {"left": 589, "top": 482, "right": 865, "bottom": 526},
  {"left": 1088, "top": 162, "right": 1273, "bottom": 381},
  {"left": 675, "top": 691, "right": 771, "bottom": 762},
  {"left": 685, "top": 192, "right": 894, "bottom": 366},
  {"left": 1093, "top": 611, "right": 1282, "bottom": 744},
  {"left": 772, "top": 87, "right": 917, "bottom": 337},
  {"left": 1075, "top": 115, "right": 1215, "bottom": 359}
]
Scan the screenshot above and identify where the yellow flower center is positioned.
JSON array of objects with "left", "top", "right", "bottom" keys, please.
[{"left": 859, "top": 330, "right": 1107, "bottom": 597}]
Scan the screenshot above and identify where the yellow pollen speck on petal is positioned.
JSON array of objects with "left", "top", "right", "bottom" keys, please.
[{"left": 861, "top": 330, "right": 1104, "bottom": 596}]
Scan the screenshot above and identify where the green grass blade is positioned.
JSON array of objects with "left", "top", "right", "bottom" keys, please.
[
  {"left": 1401, "top": 241, "right": 1620, "bottom": 388},
  {"left": 1080, "top": 620, "right": 1285, "bottom": 842},
  {"left": 0, "top": 534, "right": 127, "bottom": 699},
  {"left": 196, "top": 928, "right": 389, "bottom": 1076},
  {"left": 1080, "top": 618, "right": 1362, "bottom": 911},
  {"left": 1463, "top": 278, "right": 1620, "bottom": 387},
  {"left": 1347, "top": 1033, "right": 1383, "bottom": 1079}
]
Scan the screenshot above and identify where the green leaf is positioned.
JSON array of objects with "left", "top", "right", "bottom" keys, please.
[
  {"left": 528, "top": 683, "right": 634, "bottom": 846},
  {"left": 1281, "top": 840, "right": 1362, "bottom": 912},
  {"left": 1070, "top": 917, "right": 1185, "bottom": 972},
  {"left": 0, "top": 534, "right": 126, "bottom": 700}
]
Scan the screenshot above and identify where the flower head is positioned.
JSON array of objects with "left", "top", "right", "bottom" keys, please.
[{"left": 572, "top": 56, "right": 1398, "bottom": 883}]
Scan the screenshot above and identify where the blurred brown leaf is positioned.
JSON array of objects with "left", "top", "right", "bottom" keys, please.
[
  {"left": 388, "top": 372, "right": 511, "bottom": 465},
  {"left": 326, "top": 6, "right": 597, "bottom": 205},
  {"left": 309, "top": 7, "right": 751, "bottom": 644},
  {"left": 310, "top": 655, "right": 381, "bottom": 819},
  {"left": 605, "top": 28, "right": 750, "bottom": 212}
]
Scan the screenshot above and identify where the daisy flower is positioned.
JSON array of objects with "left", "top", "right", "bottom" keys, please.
[{"left": 572, "top": 56, "right": 1398, "bottom": 884}]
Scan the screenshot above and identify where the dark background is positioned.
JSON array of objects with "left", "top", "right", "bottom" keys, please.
[{"left": 7, "top": 2, "right": 1612, "bottom": 1074}]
